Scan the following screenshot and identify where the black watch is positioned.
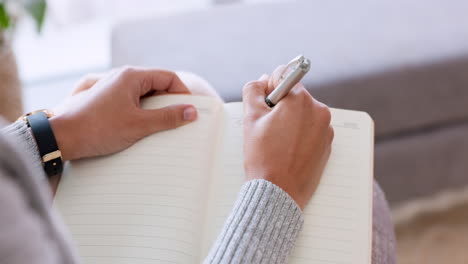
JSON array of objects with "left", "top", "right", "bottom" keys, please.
[{"left": 18, "top": 110, "right": 63, "bottom": 177}]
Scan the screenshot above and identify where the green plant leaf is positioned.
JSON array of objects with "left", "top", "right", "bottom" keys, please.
[
  {"left": 0, "top": 3, "right": 10, "bottom": 29},
  {"left": 25, "top": 0, "right": 47, "bottom": 32}
]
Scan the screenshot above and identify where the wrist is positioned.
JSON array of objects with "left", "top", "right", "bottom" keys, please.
[
  {"left": 246, "top": 170, "right": 307, "bottom": 210},
  {"left": 49, "top": 115, "right": 80, "bottom": 161}
]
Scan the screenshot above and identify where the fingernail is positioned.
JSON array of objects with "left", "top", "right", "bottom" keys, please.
[{"left": 183, "top": 106, "right": 197, "bottom": 121}]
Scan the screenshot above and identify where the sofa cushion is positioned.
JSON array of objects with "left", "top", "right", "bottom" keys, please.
[
  {"left": 376, "top": 122, "right": 468, "bottom": 204},
  {"left": 112, "top": 0, "right": 468, "bottom": 138}
]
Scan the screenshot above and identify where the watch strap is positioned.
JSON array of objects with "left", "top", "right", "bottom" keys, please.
[{"left": 26, "top": 112, "right": 63, "bottom": 177}]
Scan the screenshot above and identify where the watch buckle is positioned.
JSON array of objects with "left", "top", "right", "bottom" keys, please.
[{"left": 42, "top": 150, "right": 62, "bottom": 163}]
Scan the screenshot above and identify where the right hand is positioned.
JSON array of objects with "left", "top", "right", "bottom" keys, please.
[{"left": 242, "top": 72, "right": 334, "bottom": 210}]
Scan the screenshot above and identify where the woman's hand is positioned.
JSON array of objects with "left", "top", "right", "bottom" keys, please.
[
  {"left": 49, "top": 67, "right": 198, "bottom": 161},
  {"left": 242, "top": 70, "right": 334, "bottom": 210}
]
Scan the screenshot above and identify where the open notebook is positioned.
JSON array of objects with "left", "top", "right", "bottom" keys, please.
[{"left": 54, "top": 95, "right": 374, "bottom": 264}]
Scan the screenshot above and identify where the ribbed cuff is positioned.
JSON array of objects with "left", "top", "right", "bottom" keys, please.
[
  {"left": 205, "top": 179, "right": 304, "bottom": 264},
  {"left": 1, "top": 120, "right": 45, "bottom": 180}
]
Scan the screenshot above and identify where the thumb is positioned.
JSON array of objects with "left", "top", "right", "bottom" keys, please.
[{"left": 140, "top": 104, "right": 198, "bottom": 135}]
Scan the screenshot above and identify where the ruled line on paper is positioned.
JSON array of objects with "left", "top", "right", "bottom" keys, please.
[
  {"left": 289, "top": 255, "right": 347, "bottom": 264},
  {"left": 64, "top": 193, "right": 201, "bottom": 199},
  {"left": 57, "top": 202, "right": 197, "bottom": 212},
  {"left": 295, "top": 234, "right": 352, "bottom": 243},
  {"left": 103, "top": 155, "right": 210, "bottom": 164},
  {"left": 81, "top": 255, "right": 178, "bottom": 263},
  {"left": 304, "top": 213, "right": 355, "bottom": 221},
  {"left": 68, "top": 172, "right": 208, "bottom": 182},
  {"left": 293, "top": 245, "right": 353, "bottom": 255},
  {"left": 304, "top": 192, "right": 354, "bottom": 200},
  {"left": 303, "top": 202, "right": 355, "bottom": 211},
  {"left": 320, "top": 183, "right": 354, "bottom": 189},
  {"left": 76, "top": 163, "right": 205, "bottom": 170},
  {"left": 77, "top": 245, "right": 194, "bottom": 257},
  {"left": 58, "top": 203, "right": 197, "bottom": 214},
  {"left": 66, "top": 183, "right": 200, "bottom": 191},
  {"left": 67, "top": 221, "right": 197, "bottom": 235},
  {"left": 62, "top": 213, "right": 195, "bottom": 222},
  {"left": 72, "top": 234, "right": 194, "bottom": 245}
]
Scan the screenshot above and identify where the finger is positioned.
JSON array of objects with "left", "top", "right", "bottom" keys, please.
[
  {"left": 274, "top": 82, "right": 308, "bottom": 107},
  {"left": 242, "top": 75, "right": 270, "bottom": 118},
  {"left": 138, "top": 104, "right": 197, "bottom": 136},
  {"left": 259, "top": 74, "right": 269, "bottom": 82},
  {"left": 72, "top": 73, "right": 107, "bottom": 95},
  {"left": 119, "top": 67, "right": 190, "bottom": 96},
  {"left": 267, "top": 65, "right": 287, "bottom": 95}
]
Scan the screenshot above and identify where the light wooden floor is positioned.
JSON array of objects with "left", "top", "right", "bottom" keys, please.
[{"left": 394, "top": 189, "right": 468, "bottom": 264}]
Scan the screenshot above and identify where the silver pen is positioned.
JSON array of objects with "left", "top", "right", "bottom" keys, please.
[{"left": 265, "top": 55, "right": 311, "bottom": 107}]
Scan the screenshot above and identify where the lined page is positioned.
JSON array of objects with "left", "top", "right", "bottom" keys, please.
[
  {"left": 55, "top": 95, "right": 223, "bottom": 264},
  {"left": 203, "top": 103, "right": 374, "bottom": 264}
]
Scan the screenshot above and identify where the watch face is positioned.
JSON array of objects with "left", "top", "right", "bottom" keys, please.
[{"left": 18, "top": 109, "right": 54, "bottom": 122}]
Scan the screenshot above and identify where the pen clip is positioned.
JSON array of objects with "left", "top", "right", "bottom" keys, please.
[{"left": 280, "top": 55, "right": 311, "bottom": 81}]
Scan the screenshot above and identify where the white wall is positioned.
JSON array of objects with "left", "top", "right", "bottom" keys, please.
[
  {"left": 47, "top": 0, "right": 213, "bottom": 26},
  {"left": 17, "top": 0, "right": 286, "bottom": 111}
]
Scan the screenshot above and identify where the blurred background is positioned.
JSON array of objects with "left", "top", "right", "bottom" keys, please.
[
  {"left": 1, "top": 0, "right": 468, "bottom": 263},
  {"left": 12, "top": 0, "right": 281, "bottom": 111}
]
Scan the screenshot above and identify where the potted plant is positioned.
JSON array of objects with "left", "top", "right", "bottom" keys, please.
[{"left": 0, "top": 0, "right": 46, "bottom": 122}]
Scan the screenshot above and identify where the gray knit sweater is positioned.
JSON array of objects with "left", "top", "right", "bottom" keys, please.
[{"left": 0, "top": 120, "right": 303, "bottom": 264}]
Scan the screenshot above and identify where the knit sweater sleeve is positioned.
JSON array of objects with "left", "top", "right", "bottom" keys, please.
[
  {"left": 204, "top": 179, "right": 304, "bottom": 264},
  {"left": 1, "top": 121, "right": 45, "bottom": 180}
]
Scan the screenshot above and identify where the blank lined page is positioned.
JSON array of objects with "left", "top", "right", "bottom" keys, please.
[
  {"left": 55, "top": 95, "right": 222, "bottom": 264},
  {"left": 204, "top": 103, "right": 373, "bottom": 263}
]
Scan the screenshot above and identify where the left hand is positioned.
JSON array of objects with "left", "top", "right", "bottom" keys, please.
[{"left": 50, "top": 67, "right": 198, "bottom": 161}]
